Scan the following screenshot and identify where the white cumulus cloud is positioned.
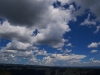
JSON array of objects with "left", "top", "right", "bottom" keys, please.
[{"left": 88, "top": 42, "right": 100, "bottom": 48}]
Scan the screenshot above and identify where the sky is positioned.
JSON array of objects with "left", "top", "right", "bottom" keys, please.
[{"left": 0, "top": 0, "right": 100, "bottom": 67}]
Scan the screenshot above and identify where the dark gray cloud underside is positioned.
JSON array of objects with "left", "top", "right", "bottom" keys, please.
[{"left": 0, "top": 0, "right": 46, "bottom": 27}]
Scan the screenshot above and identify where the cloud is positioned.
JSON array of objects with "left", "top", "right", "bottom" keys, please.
[
  {"left": 0, "top": 40, "right": 34, "bottom": 62},
  {"left": 0, "top": 0, "right": 50, "bottom": 28},
  {"left": 0, "top": 1, "right": 77, "bottom": 64},
  {"left": 1, "top": 49, "right": 33, "bottom": 58},
  {"left": 0, "top": 48, "right": 82, "bottom": 66},
  {"left": 0, "top": 50, "right": 18, "bottom": 63},
  {"left": 64, "top": 49, "right": 72, "bottom": 53},
  {"left": 0, "top": 2, "right": 75, "bottom": 48},
  {"left": 1, "top": 50, "right": 18, "bottom": 54},
  {"left": 72, "top": 0, "right": 100, "bottom": 19},
  {"left": 36, "top": 49, "right": 48, "bottom": 56},
  {"left": 81, "top": 14, "right": 96, "bottom": 26},
  {"left": 3, "top": 40, "right": 33, "bottom": 51},
  {"left": 0, "top": 48, "right": 34, "bottom": 63},
  {"left": 0, "top": 45, "right": 90, "bottom": 66},
  {"left": 62, "top": 49, "right": 72, "bottom": 56},
  {"left": 0, "top": 21, "right": 34, "bottom": 43},
  {"left": 66, "top": 43, "right": 73, "bottom": 47},
  {"left": 57, "top": 48, "right": 63, "bottom": 51},
  {"left": 28, "top": 53, "right": 86, "bottom": 66},
  {"left": 90, "top": 58, "right": 100, "bottom": 63},
  {"left": 58, "top": 0, "right": 71, "bottom": 5},
  {"left": 94, "top": 26, "right": 100, "bottom": 33},
  {"left": 17, "top": 51, "right": 33, "bottom": 58},
  {"left": 1, "top": 0, "right": 100, "bottom": 66},
  {"left": 28, "top": 56, "right": 41, "bottom": 65},
  {"left": 59, "top": 0, "right": 100, "bottom": 21},
  {"left": 91, "top": 50, "right": 98, "bottom": 53},
  {"left": 88, "top": 42, "right": 100, "bottom": 48},
  {"left": 42, "top": 54, "right": 86, "bottom": 66},
  {"left": 30, "top": 5, "right": 73, "bottom": 48}
]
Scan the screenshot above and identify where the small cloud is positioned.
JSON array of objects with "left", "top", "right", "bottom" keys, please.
[
  {"left": 88, "top": 42, "right": 100, "bottom": 48},
  {"left": 81, "top": 14, "right": 96, "bottom": 26},
  {"left": 94, "top": 26, "right": 100, "bottom": 33},
  {"left": 57, "top": 48, "right": 63, "bottom": 52},
  {"left": 90, "top": 58, "right": 94, "bottom": 61},
  {"left": 36, "top": 49, "right": 48, "bottom": 56},
  {"left": 32, "top": 46, "right": 39, "bottom": 51},
  {"left": 66, "top": 43, "right": 73, "bottom": 47},
  {"left": 91, "top": 50, "right": 98, "bottom": 53},
  {"left": 64, "top": 49, "right": 72, "bottom": 53},
  {"left": 90, "top": 58, "right": 100, "bottom": 63}
]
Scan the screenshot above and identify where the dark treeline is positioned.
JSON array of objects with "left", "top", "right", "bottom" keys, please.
[{"left": 0, "top": 64, "right": 100, "bottom": 75}]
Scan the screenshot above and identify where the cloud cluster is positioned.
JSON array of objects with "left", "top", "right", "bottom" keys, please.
[
  {"left": 0, "top": 0, "right": 76, "bottom": 48},
  {"left": 58, "top": 0, "right": 100, "bottom": 36},
  {"left": 0, "top": 49, "right": 32, "bottom": 63},
  {"left": 0, "top": 0, "right": 77, "bottom": 65},
  {"left": 72, "top": 0, "right": 100, "bottom": 20},
  {"left": 28, "top": 53, "right": 86, "bottom": 66},
  {"left": 59, "top": 0, "right": 100, "bottom": 21},
  {"left": 1, "top": 45, "right": 100, "bottom": 66},
  {"left": 0, "top": 45, "right": 87, "bottom": 66}
]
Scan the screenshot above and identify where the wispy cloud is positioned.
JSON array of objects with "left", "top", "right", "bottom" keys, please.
[{"left": 91, "top": 50, "right": 98, "bottom": 53}]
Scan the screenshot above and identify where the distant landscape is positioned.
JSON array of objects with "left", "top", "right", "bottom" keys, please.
[{"left": 0, "top": 64, "right": 100, "bottom": 75}]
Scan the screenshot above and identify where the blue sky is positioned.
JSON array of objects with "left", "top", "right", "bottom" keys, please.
[{"left": 0, "top": 0, "right": 100, "bottom": 66}]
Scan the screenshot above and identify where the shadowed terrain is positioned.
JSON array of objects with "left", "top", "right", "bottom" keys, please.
[{"left": 0, "top": 64, "right": 100, "bottom": 75}]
